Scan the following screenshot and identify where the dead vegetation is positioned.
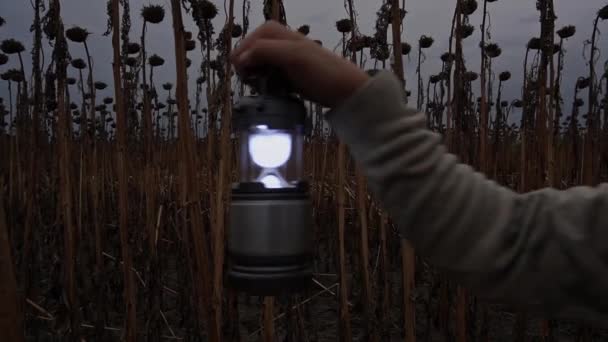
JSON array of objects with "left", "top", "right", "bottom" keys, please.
[{"left": 1, "top": 0, "right": 608, "bottom": 341}]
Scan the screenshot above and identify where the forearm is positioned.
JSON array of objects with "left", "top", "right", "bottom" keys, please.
[{"left": 325, "top": 71, "right": 608, "bottom": 323}]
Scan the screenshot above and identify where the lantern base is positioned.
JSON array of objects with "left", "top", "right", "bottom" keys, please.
[
  {"left": 227, "top": 261, "right": 313, "bottom": 296},
  {"left": 227, "top": 186, "right": 312, "bottom": 296}
]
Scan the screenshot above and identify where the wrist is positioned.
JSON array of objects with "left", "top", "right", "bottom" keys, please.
[{"left": 332, "top": 69, "right": 369, "bottom": 109}]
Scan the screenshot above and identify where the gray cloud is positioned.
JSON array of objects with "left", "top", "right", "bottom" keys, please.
[{"left": 518, "top": 13, "right": 541, "bottom": 25}]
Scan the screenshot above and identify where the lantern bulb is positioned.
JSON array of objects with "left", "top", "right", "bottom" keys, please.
[
  {"left": 260, "top": 174, "right": 282, "bottom": 188},
  {"left": 249, "top": 132, "right": 292, "bottom": 168}
]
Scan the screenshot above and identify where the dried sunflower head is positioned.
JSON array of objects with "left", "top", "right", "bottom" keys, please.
[
  {"left": 0, "top": 53, "right": 7, "bottom": 66},
  {"left": 103, "top": 97, "right": 113, "bottom": 104},
  {"left": 336, "top": 19, "right": 353, "bottom": 33},
  {"left": 527, "top": 37, "right": 541, "bottom": 50},
  {"left": 484, "top": 43, "right": 502, "bottom": 58},
  {"left": 126, "top": 57, "right": 138, "bottom": 67},
  {"left": 195, "top": 0, "right": 218, "bottom": 20},
  {"left": 499, "top": 71, "right": 511, "bottom": 82},
  {"left": 127, "top": 42, "right": 140, "bottom": 54},
  {"left": 441, "top": 52, "right": 455, "bottom": 64},
  {"left": 149, "top": 54, "right": 165, "bottom": 67},
  {"left": 599, "top": 5, "right": 608, "bottom": 20},
  {"left": 185, "top": 40, "right": 196, "bottom": 52},
  {"left": 419, "top": 35, "right": 434, "bottom": 49},
  {"left": 297, "top": 25, "right": 310, "bottom": 36},
  {"left": 71, "top": 58, "right": 87, "bottom": 70},
  {"left": 141, "top": 5, "right": 165, "bottom": 24},
  {"left": 465, "top": 71, "right": 478, "bottom": 82},
  {"left": 460, "top": 24, "right": 474, "bottom": 39},
  {"left": 557, "top": 25, "right": 576, "bottom": 39},
  {"left": 65, "top": 26, "right": 89, "bottom": 43},
  {"left": 232, "top": 24, "right": 243, "bottom": 38},
  {"left": 349, "top": 35, "right": 371, "bottom": 52},
  {"left": 1, "top": 39, "right": 25, "bottom": 55},
  {"left": 94, "top": 81, "right": 107, "bottom": 90},
  {"left": 576, "top": 77, "right": 590, "bottom": 90},
  {"left": 163, "top": 83, "right": 173, "bottom": 91},
  {"left": 462, "top": 0, "right": 478, "bottom": 16},
  {"left": 401, "top": 42, "right": 411, "bottom": 55}
]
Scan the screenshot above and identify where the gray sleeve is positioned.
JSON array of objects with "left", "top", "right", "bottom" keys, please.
[{"left": 325, "top": 70, "right": 608, "bottom": 324}]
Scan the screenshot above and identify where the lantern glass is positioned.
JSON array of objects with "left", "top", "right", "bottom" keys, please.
[{"left": 239, "top": 125, "right": 303, "bottom": 188}]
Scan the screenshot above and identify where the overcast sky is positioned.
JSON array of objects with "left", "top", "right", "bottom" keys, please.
[{"left": 1, "top": 0, "right": 607, "bottom": 123}]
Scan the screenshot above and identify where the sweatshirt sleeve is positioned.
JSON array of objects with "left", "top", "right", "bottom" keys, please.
[{"left": 325, "top": 70, "right": 608, "bottom": 324}]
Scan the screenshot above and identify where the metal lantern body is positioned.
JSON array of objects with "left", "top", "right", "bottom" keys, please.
[{"left": 227, "top": 73, "right": 312, "bottom": 296}]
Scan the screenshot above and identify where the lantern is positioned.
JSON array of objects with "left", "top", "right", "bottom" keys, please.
[{"left": 227, "top": 69, "right": 312, "bottom": 296}]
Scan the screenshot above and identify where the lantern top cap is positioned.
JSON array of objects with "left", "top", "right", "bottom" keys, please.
[
  {"left": 233, "top": 95, "right": 307, "bottom": 130},
  {"left": 234, "top": 67, "right": 307, "bottom": 131}
]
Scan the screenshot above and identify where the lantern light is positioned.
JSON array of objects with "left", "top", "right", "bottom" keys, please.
[{"left": 249, "top": 130, "right": 292, "bottom": 169}]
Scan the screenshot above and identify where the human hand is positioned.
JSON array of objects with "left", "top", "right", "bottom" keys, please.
[{"left": 230, "top": 21, "right": 369, "bottom": 108}]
